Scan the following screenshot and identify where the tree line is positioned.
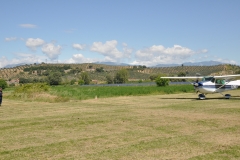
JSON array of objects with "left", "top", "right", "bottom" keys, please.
[
  {"left": 17, "top": 68, "right": 131, "bottom": 86},
  {"left": 1, "top": 63, "right": 171, "bottom": 87}
]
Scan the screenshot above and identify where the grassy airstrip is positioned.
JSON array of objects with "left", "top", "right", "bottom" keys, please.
[{"left": 0, "top": 88, "right": 240, "bottom": 159}]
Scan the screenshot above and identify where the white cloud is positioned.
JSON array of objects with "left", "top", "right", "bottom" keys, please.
[
  {"left": 216, "top": 58, "right": 237, "bottom": 64},
  {"left": 66, "top": 54, "right": 93, "bottom": 63},
  {"left": 19, "top": 24, "right": 37, "bottom": 28},
  {"left": 201, "top": 49, "right": 208, "bottom": 53},
  {"left": 0, "top": 56, "right": 9, "bottom": 68},
  {"left": 0, "top": 54, "right": 45, "bottom": 68},
  {"left": 90, "top": 40, "right": 132, "bottom": 61},
  {"left": 72, "top": 43, "right": 85, "bottom": 50},
  {"left": 91, "top": 40, "right": 123, "bottom": 59},
  {"left": 26, "top": 38, "right": 45, "bottom": 50},
  {"left": 134, "top": 44, "right": 203, "bottom": 66},
  {"left": 41, "top": 43, "right": 62, "bottom": 60},
  {"left": 5, "top": 37, "right": 17, "bottom": 41},
  {"left": 122, "top": 43, "right": 133, "bottom": 59}
]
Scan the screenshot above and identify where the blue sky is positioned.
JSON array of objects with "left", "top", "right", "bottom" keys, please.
[{"left": 1, "top": 0, "right": 240, "bottom": 68}]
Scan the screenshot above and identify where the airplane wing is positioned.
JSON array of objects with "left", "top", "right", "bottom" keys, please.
[
  {"left": 161, "top": 74, "right": 240, "bottom": 80},
  {"left": 213, "top": 74, "right": 240, "bottom": 80},
  {"left": 161, "top": 76, "right": 203, "bottom": 79}
]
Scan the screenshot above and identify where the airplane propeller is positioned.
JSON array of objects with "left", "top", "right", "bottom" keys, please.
[{"left": 192, "top": 73, "right": 201, "bottom": 87}]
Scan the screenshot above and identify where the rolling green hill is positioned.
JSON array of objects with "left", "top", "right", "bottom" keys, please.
[{"left": 1, "top": 63, "right": 240, "bottom": 84}]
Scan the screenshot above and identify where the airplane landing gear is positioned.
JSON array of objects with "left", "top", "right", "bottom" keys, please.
[
  {"left": 219, "top": 93, "right": 231, "bottom": 99},
  {"left": 224, "top": 94, "right": 231, "bottom": 99},
  {"left": 198, "top": 94, "right": 206, "bottom": 100}
]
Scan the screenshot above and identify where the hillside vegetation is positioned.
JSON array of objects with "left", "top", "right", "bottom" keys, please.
[{"left": 1, "top": 63, "right": 240, "bottom": 84}]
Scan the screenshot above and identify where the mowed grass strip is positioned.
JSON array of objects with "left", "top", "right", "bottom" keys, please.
[{"left": 0, "top": 90, "right": 240, "bottom": 159}]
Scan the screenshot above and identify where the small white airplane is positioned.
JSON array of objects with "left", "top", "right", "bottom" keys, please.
[{"left": 161, "top": 74, "right": 240, "bottom": 99}]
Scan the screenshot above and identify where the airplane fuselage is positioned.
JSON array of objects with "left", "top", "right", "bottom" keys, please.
[{"left": 195, "top": 80, "right": 240, "bottom": 94}]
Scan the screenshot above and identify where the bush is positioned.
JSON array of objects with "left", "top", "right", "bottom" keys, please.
[
  {"left": 47, "top": 72, "right": 62, "bottom": 85},
  {"left": 81, "top": 72, "right": 91, "bottom": 85},
  {"left": 106, "top": 75, "right": 114, "bottom": 84},
  {"left": 78, "top": 79, "right": 85, "bottom": 85},
  {"left": 155, "top": 76, "right": 169, "bottom": 87},
  {"left": 8, "top": 83, "right": 69, "bottom": 102},
  {"left": 114, "top": 69, "right": 129, "bottom": 84},
  {"left": 14, "top": 83, "right": 49, "bottom": 94},
  {"left": 70, "top": 79, "right": 76, "bottom": 85},
  {"left": 149, "top": 74, "right": 158, "bottom": 81},
  {"left": 0, "top": 79, "right": 7, "bottom": 89}
]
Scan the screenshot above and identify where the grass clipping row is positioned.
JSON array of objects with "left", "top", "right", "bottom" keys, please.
[{"left": 8, "top": 83, "right": 69, "bottom": 103}]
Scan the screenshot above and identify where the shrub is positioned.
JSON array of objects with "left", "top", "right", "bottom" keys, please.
[
  {"left": 0, "top": 79, "right": 7, "bottom": 89},
  {"left": 70, "top": 79, "right": 76, "bottom": 85},
  {"left": 8, "top": 83, "right": 69, "bottom": 102},
  {"left": 114, "top": 69, "right": 129, "bottom": 84},
  {"left": 81, "top": 72, "right": 91, "bottom": 85},
  {"left": 78, "top": 79, "right": 85, "bottom": 85},
  {"left": 47, "top": 72, "right": 62, "bottom": 85},
  {"left": 149, "top": 74, "right": 158, "bottom": 81},
  {"left": 14, "top": 83, "right": 49, "bottom": 94},
  {"left": 155, "top": 76, "right": 169, "bottom": 87},
  {"left": 106, "top": 75, "right": 114, "bottom": 84}
]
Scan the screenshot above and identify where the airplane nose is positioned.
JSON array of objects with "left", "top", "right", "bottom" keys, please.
[
  {"left": 193, "top": 82, "right": 199, "bottom": 87},
  {"left": 193, "top": 82, "right": 203, "bottom": 87}
]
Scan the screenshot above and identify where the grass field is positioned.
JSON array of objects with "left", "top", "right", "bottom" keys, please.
[
  {"left": 0, "top": 90, "right": 240, "bottom": 159},
  {"left": 49, "top": 85, "right": 194, "bottom": 100}
]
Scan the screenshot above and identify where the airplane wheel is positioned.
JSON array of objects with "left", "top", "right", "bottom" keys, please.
[
  {"left": 224, "top": 94, "right": 231, "bottom": 99},
  {"left": 198, "top": 94, "right": 206, "bottom": 100}
]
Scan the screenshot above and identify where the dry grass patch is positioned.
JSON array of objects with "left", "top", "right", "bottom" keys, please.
[{"left": 0, "top": 90, "right": 240, "bottom": 159}]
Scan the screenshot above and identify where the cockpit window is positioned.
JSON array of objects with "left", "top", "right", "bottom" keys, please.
[
  {"left": 216, "top": 79, "right": 225, "bottom": 84},
  {"left": 202, "top": 77, "right": 213, "bottom": 82},
  {"left": 222, "top": 80, "right": 225, "bottom": 84},
  {"left": 211, "top": 78, "right": 215, "bottom": 83},
  {"left": 201, "top": 76, "right": 225, "bottom": 84}
]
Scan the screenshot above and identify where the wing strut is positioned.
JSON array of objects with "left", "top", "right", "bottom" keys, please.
[{"left": 214, "top": 81, "right": 230, "bottom": 93}]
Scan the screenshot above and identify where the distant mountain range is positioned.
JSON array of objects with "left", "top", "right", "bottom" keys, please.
[
  {"left": 3, "top": 63, "right": 31, "bottom": 68},
  {"left": 95, "top": 61, "right": 225, "bottom": 67},
  {"left": 94, "top": 61, "right": 130, "bottom": 66},
  {"left": 154, "top": 61, "right": 225, "bottom": 67},
  {"left": 2, "top": 61, "right": 226, "bottom": 69}
]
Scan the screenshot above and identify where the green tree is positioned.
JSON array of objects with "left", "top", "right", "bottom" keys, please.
[
  {"left": 19, "top": 77, "right": 31, "bottom": 84},
  {"left": 177, "top": 72, "right": 186, "bottom": 82},
  {"left": 47, "top": 72, "right": 62, "bottom": 85},
  {"left": 41, "top": 69, "right": 49, "bottom": 76},
  {"left": 81, "top": 72, "right": 91, "bottom": 85},
  {"left": 70, "top": 79, "right": 76, "bottom": 85},
  {"left": 78, "top": 79, "right": 85, "bottom": 85},
  {"left": 114, "top": 69, "right": 129, "bottom": 84},
  {"left": 149, "top": 74, "right": 158, "bottom": 81},
  {"left": 106, "top": 75, "right": 114, "bottom": 84},
  {"left": 0, "top": 79, "right": 7, "bottom": 89},
  {"left": 178, "top": 72, "right": 186, "bottom": 77},
  {"left": 96, "top": 67, "right": 104, "bottom": 72},
  {"left": 69, "top": 68, "right": 82, "bottom": 74},
  {"left": 235, "top": 70, "right": 240, "bottom": 74},
  {"left": 88, "top": 65, "right": 93, "bottom": 69},
  {"left": 155, "top": 76, "right": 169, "bottom": 87}
]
